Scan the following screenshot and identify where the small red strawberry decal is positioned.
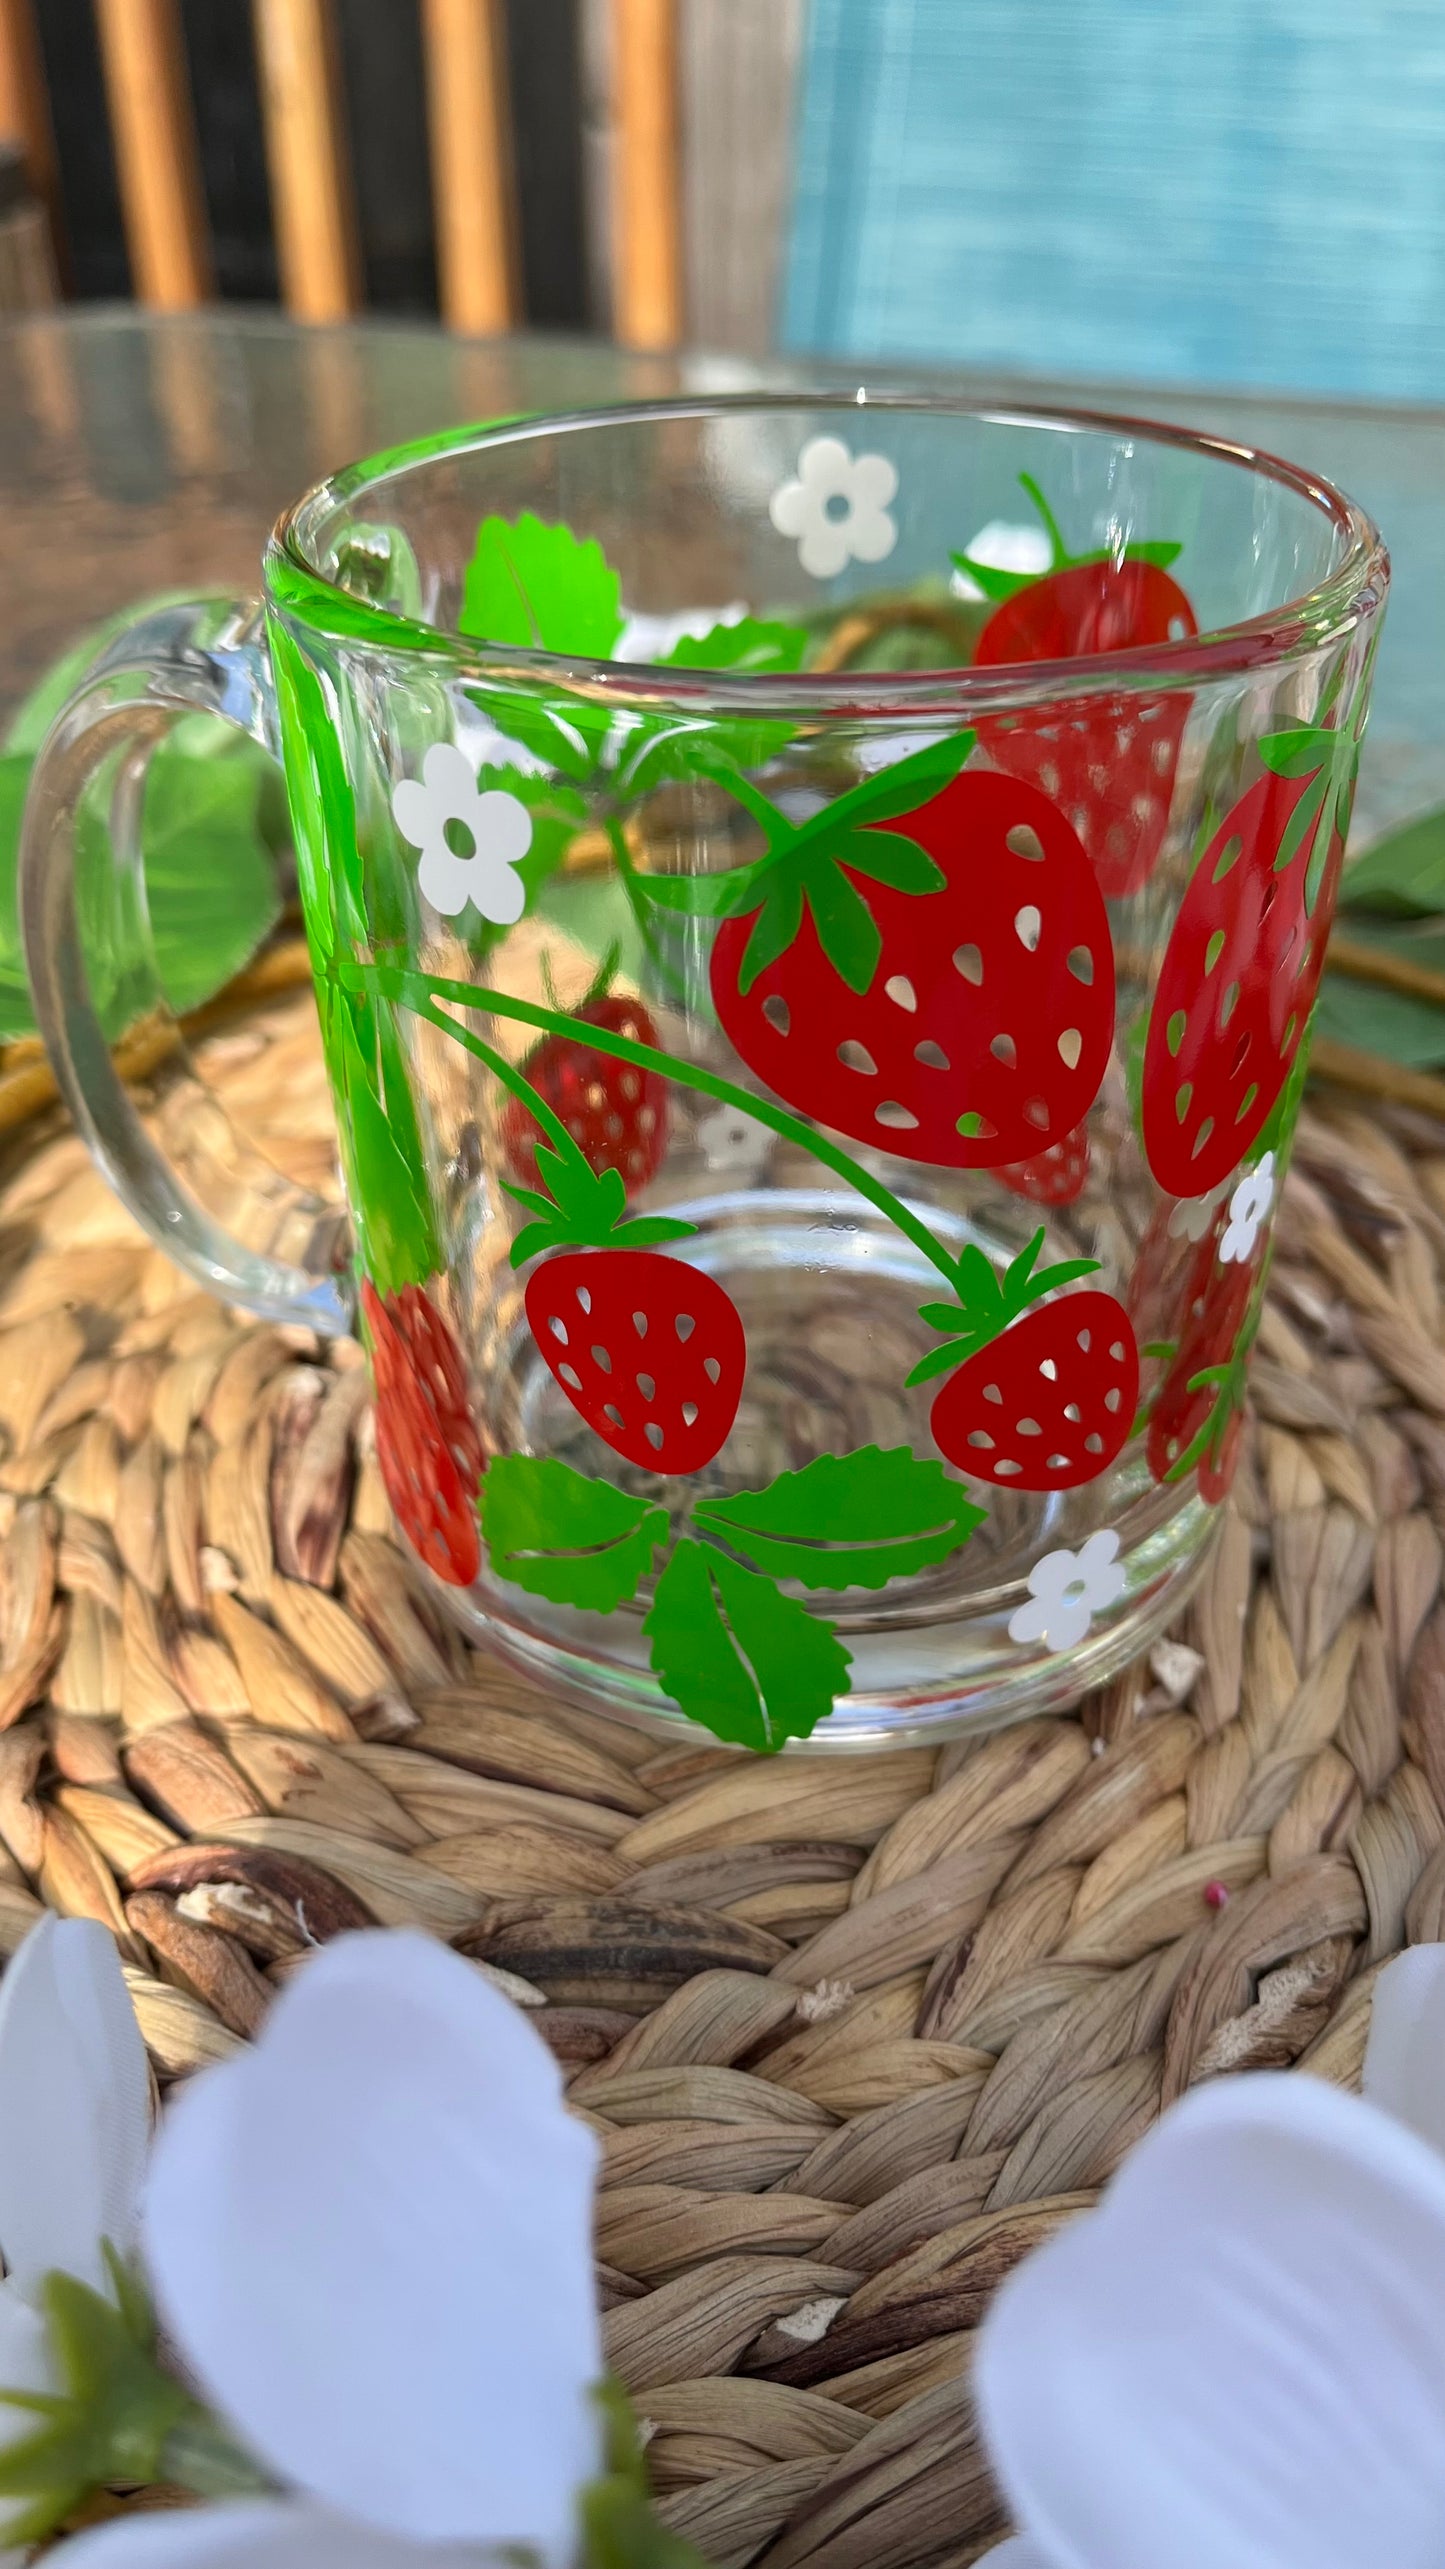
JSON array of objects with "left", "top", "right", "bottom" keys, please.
[
  {"left": 506, "top": 1127, "right": 745, "bottom": 1476},
  {"left": 962, "top": 476, "right": 1197, "bottom": 899},
  {"left": 1146, "top": 1215, "right": 1260, "bottom": 1494},
  {"left": 503, "top": 990, "right": 665, "bottom": 1198},
  {"left": 1142, "top": 713, "right": 1359, "bottom": 1196},
  {"left": 527, "top": 1249, "right": 744, "bottom": 1475},
  {"left": 909, "top": 1232, "right": 1139, "bottom": 1491},
  {"left": 362, "top": 1279, "right": 483, "bottom": 1586},
  {"left": 702, "top": 743, "right": 1113, "bottom": 1169},
  {"left": 999, "top": 1124, "right": 1090, "bottom": 1208}
]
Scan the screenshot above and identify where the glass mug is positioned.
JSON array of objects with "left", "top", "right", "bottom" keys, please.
[{"left": 19, "top": 398, "right": 1386, "bottom": 1752}]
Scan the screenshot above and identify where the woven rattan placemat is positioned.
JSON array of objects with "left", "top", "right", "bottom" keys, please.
[{"left": 0, "top": 986, "right": 1442, "bottom": 2567}]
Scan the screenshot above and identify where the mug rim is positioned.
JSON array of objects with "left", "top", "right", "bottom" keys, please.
[{"left": 266, "top": 389, "right": 1389, "bottom": 709}]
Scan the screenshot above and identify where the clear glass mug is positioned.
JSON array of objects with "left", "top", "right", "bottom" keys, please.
[{"left": 19, "top": 397, "right": 1387, "bottom": 1751}]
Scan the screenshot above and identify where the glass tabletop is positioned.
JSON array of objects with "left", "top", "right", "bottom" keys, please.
[{"left": 2, "top": 307, "right": 1441, "bottom": 833}]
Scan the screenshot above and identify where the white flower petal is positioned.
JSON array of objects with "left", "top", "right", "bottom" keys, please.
[
  {"left": 0, "top": 1915, "right": 149, "bottom": 2299},
  {"left": 797, "top": 519, "right": 852, "bottom": 581},
  {"left": 1075, "top": 1529, "right": 1124, "bottom": 1600},
  {"left": 416, "top": 846, "right": 478, "bottom": 919},
  {"left": 390, "top": 776, "right": 431, "bottom": 848},
  {"left": 848, "top": 451, "right": 899, "bottom": 509},
  {"left": 420, "top": 740, "right": 477, "bottom": 805},
  {"left": 796, "top": 434, "right": 852, "bottom": 495},
  {"left": 473, "top": 789, "right": 533, "bottom": 870},
  {"left": 48, "top": 2501, "right": 477, "bottom": 2569},
  {"left": 847, "top": 501, "right": 898, "bottom": 565},
  {"left": 1364, "top": 1944, "right": 1445, "bottom": 2156},
  {"left": 977, "top": 2073, "right": 1445, "bottom": 2569},
  {"left": 1007, "top": 1595, "right": 1052, "bottom": 1649},
  {"left": 144, "top": 1931, "right": 601, "bottom": 2559},
  {"left": 768, "top": 478, "right": 809, "bottom": 538},
  {"left": 471, "top": 854, "right": 527, "bottom": 927},
  {"left": 0, "top": 2278, "right": 59, "bottom": 2552}
]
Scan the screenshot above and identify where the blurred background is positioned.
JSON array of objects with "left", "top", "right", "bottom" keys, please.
[{"left": 3, "top": 0, "right": 1444, "bottom": 396}]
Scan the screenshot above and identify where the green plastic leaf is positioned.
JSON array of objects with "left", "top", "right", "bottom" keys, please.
[
  {"left": 804, "top": 861, "right": 882, "bottom": 995},
  {"left": 0, "top": 738, "right": 281, "bottom": 1043},
  {"left": 483, "top": 1454, "right": 668, "bottom": 1610},
  {"left": 835, "top": 826, "right": 946, "bottom": 896},
  {"left": 1315, "top": 971, "right": 1445, "bottom": 1070},
  {"left": 658, "top": 615, "right": 809, "bottom": 674},
  {"left": 0, "top": 2263, "right": 190, "bottom": 2545},
  {"left": 643, "top": 1539, "right": 848, "bottom": 1751},
  {"left": 461, "top": 513, "right": 625, "bottom": 660},
  {"left": 1339, "top": 807, "right": 1445, "bottom": 918},
  {"left": 694, "top": 1444, "right": 985, "bottom": 1591},
  {"left": 581, "top": 2477, "right": 714, "bottom": 2569}
]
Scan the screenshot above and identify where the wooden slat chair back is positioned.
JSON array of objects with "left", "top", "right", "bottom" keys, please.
[{"left": 0, "top": 0, "right": 682, "bottom": 349}]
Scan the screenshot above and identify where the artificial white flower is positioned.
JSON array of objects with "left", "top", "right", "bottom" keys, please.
[
  {"left": 975, "top": 1942, "right": 1445, "bottom": 2569},
  {"left": 56, "top": 1930, "right": 601, "bottom": 2569},
  {"left": 769, "top": 436, "right": 898, "bottom": 580},
  {"left": 1219, "top": 1150, "right": 1276, "bottom": 1266},
  {"left": 0, "top": 1915, "right": 149, "bottom": 2552},
  {"left": 392, "top": 742, "right": 532, "bottom": 924},
  {"left": 1167, "top": 1186, "right": 1223, "bottom": 1244},
  {"left": 696, "top": 1101, "right": 772, "bottom": 1178},
  {"left": 1008, "top": 1528, "right": 1125, "bottom": 1653}
]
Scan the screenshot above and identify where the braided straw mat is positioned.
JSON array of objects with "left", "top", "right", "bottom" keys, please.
[{"left": 1, "top": 987, "right": 1444, "bottom": 2567}]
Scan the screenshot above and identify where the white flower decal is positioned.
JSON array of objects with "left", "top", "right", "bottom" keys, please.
[
  {"left": 1167, "top": 1186, "right": 1223, "bottom": 1244},
  {"left": 392, "top": 742, "right": 532, "bottom": 924},
  {"left": 1008, "top": 1528, "right": 1126, "bottom": 1653},
  {"left": 974, "top": 1943, "right": 1445, "bottom": 2569},
  {"left": 769, "top": 436, "right": 898, "bottom": 580},
  {"left": 1219, "top": 1150, "right": 1276, "bottom": 1266},
  {"left": 697, "top": 1101, "right": 772, "bottom": 1178}
]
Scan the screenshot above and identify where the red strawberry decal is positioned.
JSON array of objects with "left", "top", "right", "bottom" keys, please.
[
  {"left": 963, "top": 476, "right": 1197, "bottom": 899},
  {"left": 1142, "top": 714, "right": 1359, "bottom": 1197},
  {"left": 527, "top": 1249, "right": 744, "bottom": 1475},
  {"left": 505, "top": 1120, "right": 745, "bottom": 1477},
  {"left": 1146, "top": 1213, "right": 1259, "bottom": 1494},
  {"left": 909, "top": 1231, "right": 1139, "bottom": 1492},
  {"left": 705, "top": 750, "right": 1114, "bottom": 1170},
  {"left": 503, "top": 991, "right": 665, "bottom": 1198},
  {"left": 999, "top": 1124, "right": 1090, "bottom": 1208},
  {"left": 362, "top": 1279, "right": 483, "bottom": 1586}
]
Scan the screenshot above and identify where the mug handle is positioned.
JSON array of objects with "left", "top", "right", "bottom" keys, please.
[{"left": 19, "top": 594, "right": 351, "bottom": 1335}]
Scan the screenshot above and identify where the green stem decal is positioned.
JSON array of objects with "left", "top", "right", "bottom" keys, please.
[
  {"left": 481, "top": 1444, "right": 984, "bottom": 1752},
  {"left": 347, "top": 959, "right": 966, "bottom": 1290}
]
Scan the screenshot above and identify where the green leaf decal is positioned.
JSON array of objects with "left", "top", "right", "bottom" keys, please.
[
  {"left": 483, "top": 1454, "right": 667, "bottom": 1610},
  {"left": 658, "top": 614, "right": 808, "bottom": 674},
  {"left": 835, "top": 826, "right": 947, "bottom": 895},
  {"left": 1258, "top": 728, "right": 1334, "bottom": 781},
  {"left": 461, "top": 513, "right": 625, "bottom": 660},
  {"left": 694, "top": 1444, "right": 985, "bottom": 1590},
  {"left": 804, "top": 859, "right": 882, "bottom": 995},
  {"left": 326, "top": 982, "right": 439, "bottom": 1296},
  {"left": 643, "top": 1539, "right": 848, "bottom": 1752},
  {"left": 1339, "top": 806, "right": 1445, "bottom": 918},
  {"left": 795, "top": 730, "right": 973, "bottom": 840}
]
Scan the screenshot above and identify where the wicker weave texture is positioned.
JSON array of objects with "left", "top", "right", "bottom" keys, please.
[{"left": 0, "top": 991, "right": 1442, "bottom": 2567}]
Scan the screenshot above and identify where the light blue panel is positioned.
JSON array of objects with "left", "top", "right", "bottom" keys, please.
[{"left": 782, "top": 0, "right": 1445, "bottom": 400}]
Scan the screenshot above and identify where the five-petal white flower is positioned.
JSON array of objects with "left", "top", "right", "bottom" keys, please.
[
  {"left": 975, "top": 1942, "right": 1445, "bottom": 2569},
  {"left": 1008, "top": 1528, "right": 1126, "bottom": 1654},
  {"left": 1219, "top": 1150, "right": 1276, "bottom": 1266},
  {"left": 51, "top": 1929, "right": 601, "bottom": 2569},
  {"left": 0, "top": 1914, "right": 150, "bottom": 2555},
  {"left": 696, "top": 1101, "right": 772, "bottom": 1179},
  {"left": 392, "top": 743, "right": 532, "bottom": 924},
  {"left": 769, "top": 437, "right": 898, "bottom": 580}
]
